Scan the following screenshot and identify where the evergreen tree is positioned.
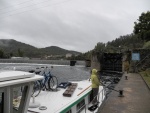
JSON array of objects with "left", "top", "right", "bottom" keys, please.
[
  {"left": 18, "top": 48, "right": 24, "bottom": 57},
  {"left": 134, "top": 11, "right": 150, "bottom": 41},
  {"left": 0, "top": 49, "right": 4, "bottom": 58}
]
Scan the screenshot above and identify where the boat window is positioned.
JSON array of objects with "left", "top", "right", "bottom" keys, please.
[
  {"left": 66, "top": 109, "right": 72, "bottom": 113},
  {"left": 0, "top": 85, "right": 30, "bottom": 113},
  {"left": 76, "top": 99, "right": 85, "bottom": 113},
  {"left": 0, "top": 88, "right": 22, "bottom": 113},
  {"left": 13, "top": 86, "right": 22, "bottom": 113}
]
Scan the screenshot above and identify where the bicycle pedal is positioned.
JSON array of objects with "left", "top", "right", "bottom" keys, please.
[{"left": 42, "top": 89, "right": 45, "bottom": 91}]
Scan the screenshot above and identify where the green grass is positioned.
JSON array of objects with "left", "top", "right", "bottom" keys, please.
[{"left": 140, "top": 69, "right": 150, "bottom": 88}]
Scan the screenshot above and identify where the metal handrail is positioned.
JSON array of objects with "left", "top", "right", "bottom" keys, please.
[
  {"left": 76, "top": 87, "right": 106, "bottom": 113},
  {"left": 136, "top": 54, "right": 150, "bottom": 67},
  {"left": 76, "top": 104, "right": 86, "bottom": 113}
]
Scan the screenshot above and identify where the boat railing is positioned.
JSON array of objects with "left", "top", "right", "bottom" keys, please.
[
  {"left": 76, "top": 86, "right": 106, "bottom": 113},
  {"left": 76, "top": 104, "right": 87, "bottom": 113},
  {"left": 97, "top": 86, "right": 106, "bottom": 103}
]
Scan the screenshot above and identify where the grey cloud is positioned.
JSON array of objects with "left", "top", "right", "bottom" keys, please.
[{"left": 0, "top": 0, "right": 150, "bottom": 52}]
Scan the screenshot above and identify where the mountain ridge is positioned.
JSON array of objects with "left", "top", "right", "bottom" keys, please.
[{"left": 0, "top": 39, "right": 81, "bottom": 58}]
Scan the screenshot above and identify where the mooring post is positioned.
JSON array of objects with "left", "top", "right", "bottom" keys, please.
[
  {"left": 125, "top": 75, "right": 128, "bottom": 80},
  {"left": 118, "top": 90, "right": 124, "bottom": 97}
]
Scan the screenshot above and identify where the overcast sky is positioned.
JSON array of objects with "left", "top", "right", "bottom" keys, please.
[{"left": 0, "top": 0, "right": 150, "bottom": 53}]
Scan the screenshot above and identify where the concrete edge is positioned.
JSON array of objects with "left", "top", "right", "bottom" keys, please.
[{"left": 139, "top": 73, "right": 150, "bottom": 90}]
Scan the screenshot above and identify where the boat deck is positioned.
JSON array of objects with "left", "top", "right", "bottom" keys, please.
[{"left": 28, "top": 80, "right": 93, "bottom": 113}]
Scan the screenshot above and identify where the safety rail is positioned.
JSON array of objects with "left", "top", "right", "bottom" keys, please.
[
  {"left": 135, "top": 54, "right": 150, "bottom": 72},
  {"left": 136, "top": 54, "right": 150, "bottom": 67},
  {"left": 76, "top": 87, "right": 106, "bottom": 113}
]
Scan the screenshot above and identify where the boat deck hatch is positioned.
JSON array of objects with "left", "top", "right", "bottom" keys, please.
[{"left": 63, "top": 83, "right": 78, "bottom": 97}]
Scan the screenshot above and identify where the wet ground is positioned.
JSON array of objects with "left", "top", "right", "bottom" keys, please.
[{"left": 98, "top": 73, "right": 150, "bottom": 113}]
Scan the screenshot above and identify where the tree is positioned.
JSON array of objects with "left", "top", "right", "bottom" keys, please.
[
  {"left": 134, "top": 11, "right": 150, "bottom": 41},
  {"left": 107, "top": 34, "right": 143, "bottom": 51},
  {"left": 10, "top": 52, "right": 13, "bottom": 57},
  {"left": 143, "top": 41, "right": 150, "bottom": 49},
  {"left": 94, "top": 42, "right": 106, "bottom": 52},
  {"left": 17, "top": 48, "right": 24, "bottom": 57},
  {"left": 0, "top": 49, "right": 4, "bottom": 58}
]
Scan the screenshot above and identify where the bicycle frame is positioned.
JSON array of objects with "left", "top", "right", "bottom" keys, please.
[
  {"left": 47, "top": 71, "right": 53, "bottom": 78},
  {"left": 39, "top": 72, "right": 50, "bottom": 89}
]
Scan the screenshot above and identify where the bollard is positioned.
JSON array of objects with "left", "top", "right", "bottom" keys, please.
[
  {"left": 125, "top": 75, "right": 128, "bottom": 80},
  {"left": 118, "top": 90, "right": 124, "bottom": 97}
]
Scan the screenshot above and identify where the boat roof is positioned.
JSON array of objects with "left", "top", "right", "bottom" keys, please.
[
  {"left": 28, "top": 80, "right": 92, "bottom": 113},
  {"left": 0, "top": 71, "right": 42, "bottom": 87},
  {"left": 0, "top": 70, "right": 35, "bottom": 82}
]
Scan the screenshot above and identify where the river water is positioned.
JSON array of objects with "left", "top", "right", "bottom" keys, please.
[{"left": 0, "top": 62, "right": 91, "bottom": 84}]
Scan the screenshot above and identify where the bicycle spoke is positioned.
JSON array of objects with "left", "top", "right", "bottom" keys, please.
[
  {"left": 48, "top": 76, "right": 58, "bottom": 90},
  {"left": 32, "top": 81, "right": 41, "bottom": 97}
]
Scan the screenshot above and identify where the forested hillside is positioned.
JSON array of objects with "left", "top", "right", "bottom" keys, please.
[{"left": 0, "top": 39, "right": 80, "bottom": 58}]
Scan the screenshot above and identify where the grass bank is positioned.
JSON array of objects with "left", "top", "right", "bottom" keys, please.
[{"left": 140, "top": 68, "right": 150, "bottom": 89}]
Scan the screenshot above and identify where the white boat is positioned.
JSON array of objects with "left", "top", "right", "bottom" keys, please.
[
  {"left": 27, "top": 80, "right": 106, "bottom": 113},
  {"left": 0, "top": 70, "right": 106, "bottom": 113}
]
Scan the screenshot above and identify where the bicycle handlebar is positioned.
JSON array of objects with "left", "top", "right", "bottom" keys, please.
[{"left": 35, "top": 71, "right": 41, "bottom": 74}]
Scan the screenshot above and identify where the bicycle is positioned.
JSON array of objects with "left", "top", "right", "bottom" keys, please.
[{"left": 32, "top": 66, "right": 58, "bottom": 97}]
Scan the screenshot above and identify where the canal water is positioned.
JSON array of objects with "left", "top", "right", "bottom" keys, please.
[{"left": 0, "top": 62, "right": 91, "bottom": 84}]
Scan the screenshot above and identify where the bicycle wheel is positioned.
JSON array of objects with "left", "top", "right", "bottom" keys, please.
[
  {"left": 48, "top": 76, "right": 58, "bottom": 90},
  {"left": 32, "top": 81, "right": 41, "bottom": 97}
]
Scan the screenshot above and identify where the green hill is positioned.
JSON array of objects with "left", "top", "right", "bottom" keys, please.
[
  {"left": 0, "top": 39, "right": 81, "bottom": 58},
  {"left": 40, "top": 46, "right": 79, "bottom": 55}
]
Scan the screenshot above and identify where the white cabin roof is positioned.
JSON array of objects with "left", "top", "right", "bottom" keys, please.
[
  {"left": 0, "top": 71, "right": 35, "bottom": 82},
  {"left": 0, "top": 71, "right": 43, "bottom": 87}
]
